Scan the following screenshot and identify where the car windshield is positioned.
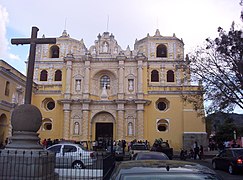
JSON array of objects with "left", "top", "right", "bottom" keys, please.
[
  {"left": 114, "top": 146, "right": 122, "bottom": 151},
  {"left": 137, "top": 153, "right": 169, "bottom": 160},
  {"left": 233, "top": 149, "right": 243, "bottom": 157},
  {"left": 121, "top": 173, "right": 220, "bottom": 180},
  {"left": 132, "top": 145, "right": 147, "bottom": 150}
]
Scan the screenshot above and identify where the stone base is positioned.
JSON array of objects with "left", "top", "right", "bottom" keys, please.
[
  {"left": 6, "top": 131, "right": 43, "bottom": 150},
  {"left": 0, "top": 149, "right": 58, "bottom": 180},
  {"left": 183, "top": 132, "right": 208, "bottom": 150}
]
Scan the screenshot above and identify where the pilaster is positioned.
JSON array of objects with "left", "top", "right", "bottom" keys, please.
[
  {"left": 83, "top": 59, "right": 91, "bottom": 99},
  {"left": 64, "top": 54, "right": 73, "bottom": 99}
]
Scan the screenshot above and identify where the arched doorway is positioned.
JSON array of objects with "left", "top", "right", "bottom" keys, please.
[
  {"left": 92, "top": 112, "right": 114, "bottom": 150},
  {"left": 0, "top": 114, "right": 8, "bottom": 146}
]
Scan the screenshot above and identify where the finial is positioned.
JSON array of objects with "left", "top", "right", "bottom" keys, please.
[
  {"left": 155, "top": 29, "right": 161, "bottom": 36},
  {"left": 147, "top": 33, "right": 150, "bottom": 37},
  {"left": 126, "top": 45, "right": 130, "bottom": 51},
  {"left": 42, "top": 34, "right": 45, "bottom": 38},
  {"left": 173, "top": 33, "right": 176, "bottom": 37},
  {"left": 61, "top": 30, "right": 68, "bottom": 37}
]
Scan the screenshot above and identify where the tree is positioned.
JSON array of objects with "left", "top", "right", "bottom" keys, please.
[
  {"left": 185, "top": 5, "right": 243, "bottom": 114},
  {"left": 215, "top": 117, "right": 237, "bottom": 143}
]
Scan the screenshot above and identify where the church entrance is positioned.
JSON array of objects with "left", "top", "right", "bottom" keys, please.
[{"left": 95, "top": 123, "right": 113, "bottom": 150}]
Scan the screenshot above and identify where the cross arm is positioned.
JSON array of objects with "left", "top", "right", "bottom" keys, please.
[{"left": 11, "top": 38, "right": 56, "bottom": 45}]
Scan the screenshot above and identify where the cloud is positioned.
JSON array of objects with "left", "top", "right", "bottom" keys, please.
[
  {"left": 0, "top": 5, "right": 9, "bottom": 59},
  {"left": 9, "top": 53, "right": 20, "bottom": 61}
]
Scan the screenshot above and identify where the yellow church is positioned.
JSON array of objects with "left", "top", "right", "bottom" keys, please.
[{"left": 1, "top": 29, "right": 207, "bottom": 151}]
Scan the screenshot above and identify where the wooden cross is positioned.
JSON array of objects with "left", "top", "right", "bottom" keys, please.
[{"left": 11, "top": 26, "right": 56, "bottom": 104}]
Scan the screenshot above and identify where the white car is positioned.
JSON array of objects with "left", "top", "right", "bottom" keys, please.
[{"left": 47, "top": 143, "right": 97, "bottom": 169}]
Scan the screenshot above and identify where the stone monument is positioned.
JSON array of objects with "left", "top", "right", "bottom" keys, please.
[{"left": 0, "top": 27, "right": 58, "bottom": 179}]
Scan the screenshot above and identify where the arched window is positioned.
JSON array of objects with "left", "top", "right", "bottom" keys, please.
[
  {"left": 42, "top": 118, "right": 52, "bottom": 131},
  {"left": 54, "top": 70, "right": 62, "bottom": 81},
  {"left": 74, "top": 122, "right": 80, "bottom": 135},
  {"left": 40, "top": 70, "right": 48, "bottom": 81},
  {"left": 5, "top": 81, "right": 10, "bottom": 96},
  {"left": 156, "top": 44, "right": 167, "bottom": 58},
  {"left": 100, "top": 75, "right": 110, "bottom": 89},
  {"left": 151, "top": 70, "right": 159, "bottom": 82},
  {"left": 167, "top": 70, "right": 175, "bottom": 82},
  {"left": 50, "top": 45, "right": 59, "bottom": 58},
  {"left": 127, "top": 122, "right": 133, "bottom": 136}
]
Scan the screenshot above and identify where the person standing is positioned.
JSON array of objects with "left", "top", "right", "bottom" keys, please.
[
  {"left": 193, "top": 141, "right": 200, "bottom": 160},
  {"left": 199, "top": 145, "right": 204, "bottom": 160}
]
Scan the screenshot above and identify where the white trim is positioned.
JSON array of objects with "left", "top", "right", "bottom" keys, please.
[
  {"left": 183, "top": 109, "right": 194, "bottom": 112},
  {"left": 183, "top": 132, "right": 207, "bottom": 134}
]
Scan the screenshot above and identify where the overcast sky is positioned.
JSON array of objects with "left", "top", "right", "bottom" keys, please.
[{"left": 0, "top": 0, "right": 242, "bottom": 75}]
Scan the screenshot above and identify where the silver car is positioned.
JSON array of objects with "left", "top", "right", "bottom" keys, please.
[{"left": 47, "top": 143, "right": 97, "bottom": 169}]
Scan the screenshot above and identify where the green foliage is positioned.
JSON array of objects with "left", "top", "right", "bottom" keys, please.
[{"left": 215, "top": 117, "right": 237, "bottom": 143}]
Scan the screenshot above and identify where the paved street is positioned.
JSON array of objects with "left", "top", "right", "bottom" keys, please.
[
  {"left": 186, "top": 158, "right": 243, "bottom": 180},
  {"left": 121, "top": 151, "right": 243, "bottom": 180}
]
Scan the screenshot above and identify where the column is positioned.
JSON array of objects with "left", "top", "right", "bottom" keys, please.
[
  {"left": 82, "top": 102, "right": 90, "bottom": 141},
  {"left": 82, "top": 110, "right": 89, "bottom": 140},
  {"left": 137, "top": 60, "right": 143, "bottom": 99},
  {"left": 64, "top": 54, "right": 73, "bottom": 99},
  {"left": 83, "top": 60, "right": 90, "bottom": 99},
  {"left": 136, "top": 103, "right": 144, "bottom": 140},
  {"left": 117, "top": 111, "right": 124, "bottom": 139},
  {"left": 118, "top": 61, "right": 124, "bottom": 99},
  {"left": 63, "top": 104, "right": 71, "bottom": 139}
]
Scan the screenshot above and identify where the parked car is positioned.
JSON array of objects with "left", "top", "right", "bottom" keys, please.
[
  {"left": 47, "top": 143, "right": 97, "bottom": 169},
  {"left": 110, "top": 160, "right": 222, "bottom": 180},
  {"left": 132, "top": 151, "right": 169, "bottom": 160},
  {"left": 106, "top": 145, "right": 124, "bottom": 160},
  {"left": 212, "top": 148, "right": 243, "bottom": 174},
  {"left": 129, "top": 143, "right": 149, "bottom": 159}
]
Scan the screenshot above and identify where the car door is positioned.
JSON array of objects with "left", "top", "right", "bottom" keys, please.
[
  {"left": 221, "top": 150, "right": 232, "bottom": 171},
  {"left": 63, "top": 145, "right": 78, "bottom": 168},
  {"left": 47, "top": 145, "right": 62, "bottom": 168}
]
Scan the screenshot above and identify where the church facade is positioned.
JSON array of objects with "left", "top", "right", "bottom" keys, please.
[
  {"left": 31, "top": 29, "right": 206, "bottom": 150},
  {"left": 0, "top": 60, "right": 26, "bottom": 146}
]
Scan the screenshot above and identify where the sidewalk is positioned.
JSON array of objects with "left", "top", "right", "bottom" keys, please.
[{"left": 173, "top": 150, "right": 219, "bottom": 159}]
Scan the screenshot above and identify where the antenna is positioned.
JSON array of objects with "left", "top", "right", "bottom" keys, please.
[
  {"left": 64, "top": 18, "right": 67, "bottom": 30},
  {"left": 106, "top": 15, "right": 109, "bottom": 32},
  {"left": 156, "top": 16, "right": 159, "bottom": 29}
]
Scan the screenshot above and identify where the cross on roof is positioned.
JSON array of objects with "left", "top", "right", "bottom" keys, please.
[{"left": 11, "top": 26, "right": 56, "bottom": 104}]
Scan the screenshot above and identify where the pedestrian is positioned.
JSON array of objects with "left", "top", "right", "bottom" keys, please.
[
  {"left": 42, "top": 138, "right": 47, "bottom": 149},
  {"left": 199, "top": 145, "right": 204, "bottom": 160},
  {"left": 193, "top": 141, "right": 200, "bottom": 160}
]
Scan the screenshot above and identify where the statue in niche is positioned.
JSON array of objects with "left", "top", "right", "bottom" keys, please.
[
  {"left": 76, "top": 80, "right": 81, "bottom": 91},
  {"left": 102, "top": 42, "right": 108, "bottom": 53},
  {"left": 74, "top": 122, "right": 79, "bottom": 135},
  {"left": 128, "top": 79, "right": 134, "bottom": 91},
  {"left": 128, "top": 122, "right": 133, "bottom": 135},
  {"left": 92, "top": 48, "right": 96, "bottom": 55},
  {"left": 101, "top": 83, "right": 108, "bottom": 100}
]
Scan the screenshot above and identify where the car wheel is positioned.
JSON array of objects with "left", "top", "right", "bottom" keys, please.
[
  {"left": 228, "top": 164, "right": 235, "bottom": 175},
  {"left": 72, "top": 161, "right": 85, "bottom": 169},
  {"left": 212, "top": 161, "right": 217, "bottom": 170}
]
